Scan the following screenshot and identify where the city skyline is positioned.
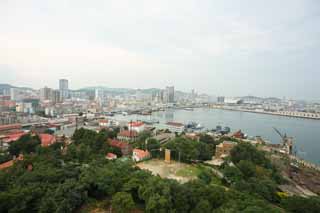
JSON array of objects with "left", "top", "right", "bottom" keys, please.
[{"left": 1, "top": 0, "right": 320, "bottom": 100}]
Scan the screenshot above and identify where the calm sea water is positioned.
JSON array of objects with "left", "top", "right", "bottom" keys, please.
[{"left": 113, "top": 108, "right": 320, "bottom": 165}]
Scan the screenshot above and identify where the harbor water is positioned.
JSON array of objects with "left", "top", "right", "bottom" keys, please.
[{"left": 113, "top": 108, "right": 320, "bottom": 165}]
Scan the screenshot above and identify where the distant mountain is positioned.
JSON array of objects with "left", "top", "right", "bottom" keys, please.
[
  {"left": 0, "top": 84, "right": 34, "bottom": 91},
  {"left": 0, "top": 84, "right": 15, "bottom": 89},
  {"left": 78, "top": 87, "right": 188, "bottom": 95}
]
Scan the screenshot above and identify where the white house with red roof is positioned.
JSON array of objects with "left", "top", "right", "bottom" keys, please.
[
  {"left": 106, "top": 152, "right": 117, "bottom": 160},
  {"left": 132, "top": 149, "right": 150, "bottom": 162},
  {"left": 128, "top": 121, "right": 145, "bottom": 133}
]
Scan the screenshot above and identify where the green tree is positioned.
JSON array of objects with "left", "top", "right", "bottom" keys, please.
[
  {"left": 9, "top": 134, "right": 41, "bottom": 156},
  {"left": 111, "top": 192, "right": 135, "bottom": 213},
  {"left": 237, "top": 160, "right": 256, "bottom": 178},
  {"left": 191, "top": 200, "right": 212, "bottom": 213},
  {"left": 281, "top": 196, "right": 320, "bottom": 213}
]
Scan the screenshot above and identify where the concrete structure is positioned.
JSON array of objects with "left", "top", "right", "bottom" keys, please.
[
  {"left": 215, "top": 141, "right": 237, "bottom": 159},
  {"left": 152, "top": 133, "right": 175, "bottom": 144},
  {"left": 224, "top": 98, "right": 242, "bottom": 104}
]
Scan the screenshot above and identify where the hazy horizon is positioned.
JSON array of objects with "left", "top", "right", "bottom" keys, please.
[{"left": 1, "top": 0, "right": 320, "bottom": 100}]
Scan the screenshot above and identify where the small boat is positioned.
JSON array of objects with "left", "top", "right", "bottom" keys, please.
[{"left": 185, "top": 122, "right": 204, "bottom": 130}]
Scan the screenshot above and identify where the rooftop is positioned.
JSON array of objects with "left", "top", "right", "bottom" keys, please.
[
  {"left": 133, "top": 149, "right": 150, "bottom": 159},
  {"left": 108, "top": 139, "right": 130, "bottom": 149},
  {"left": 39, "top": 134, "right": 56, "bottom": 147},
  {"left": 128, "top": 121, "right": 144, "bottom": 127},
  {"left": 0, "top": 124, "right": 22, "bottom": 132},
  {"left": 118, "top": 130, "right": 138, "bottom": 137}
]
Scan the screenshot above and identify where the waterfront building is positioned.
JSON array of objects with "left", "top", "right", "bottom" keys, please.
[{"left": 158, "top": 122, "right": 185, "bottom": 134}]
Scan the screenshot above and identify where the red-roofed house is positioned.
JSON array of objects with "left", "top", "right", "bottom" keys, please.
[
  {"left": 128, "top": 121, "right": 145, "bottom": 133},
  {"left": 132, "top": 149, "right": 150, "bottom": 162},
  {"left": 0, "top": 154, "right": 24, "bottom": 170},
  {"left": 0, "top": 131, "right": 27, "bottom": 150},
  {"left": 108, "top": 139, "right": 132, "bottom": 156},
  {"left": 117, "top": 130, "right": 138, "bottom": 142},
  {"left": 106, "top": 152, "right": 117, "bottom": 160},
  {"left": 39, "top": 134, "right": 56, "bottom": 147}
]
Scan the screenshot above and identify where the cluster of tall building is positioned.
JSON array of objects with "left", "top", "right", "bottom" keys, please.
[
  {"left": 39, "top": 79, "right": 69, "bottom": 103},
  {"left": 152, "top": 86, "right": 175, "bottom": 104}
]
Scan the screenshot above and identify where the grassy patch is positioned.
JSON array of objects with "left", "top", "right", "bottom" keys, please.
[{"left": 176, "top": 165, "right": 202, "bottom": 177}]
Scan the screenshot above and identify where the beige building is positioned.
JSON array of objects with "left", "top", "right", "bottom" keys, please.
[{"left": 215, "top": 141, "right": 237, "bottom": 159}]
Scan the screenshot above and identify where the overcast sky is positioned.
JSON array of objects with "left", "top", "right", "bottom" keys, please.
[{"left": 1, "top": 0, "right": 320, "bottom": 99}]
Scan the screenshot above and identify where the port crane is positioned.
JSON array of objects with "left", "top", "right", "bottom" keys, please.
[
  {"left": 273, "top": 127, "right": 298, "bottom": 179},
  {"left": 273, "top": 127, "right": 294, "bottom": 155}
]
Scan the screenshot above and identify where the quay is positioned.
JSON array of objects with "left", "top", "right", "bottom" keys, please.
[{"left": 209, "top": 105, "right": 320, "bottom": 120}]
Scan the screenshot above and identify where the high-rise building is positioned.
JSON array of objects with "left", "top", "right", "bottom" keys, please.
[
  {"left": 59, "top": 79, "right": 68, "bottom": 90},
  {"left": 217, "top": 96, "right": 225, "bottom": 103},
  {"left": 52, "top": 90, "right": 61, "bottom": 104},
  {"left": 165, "top": 86, "right": 175, "bottom": 103},
  {"left": 59, "top": 79, "right": 69, "bottom": 100},
  {"left": 40, "top": 87, "right": 53, "bottom": 101}
]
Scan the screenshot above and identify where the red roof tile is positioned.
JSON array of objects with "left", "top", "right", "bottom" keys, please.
[
  {"left": 108, "top": 139, "right": 130, "bottom": 149},
  {"left": 133, "top": 149, "right": 150, "bottom": 159},
  {"left": 39, "top": 134, "right": 56, "bottom": 147},
  {"left": 3, "top": 132, "right": 27, "bottom": 143},
  {"left": 128, "top": 121, "right": 144, "bottom": 127},
  {"left": 0, "top": 160, "right": 13, "bottom": 170}
]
